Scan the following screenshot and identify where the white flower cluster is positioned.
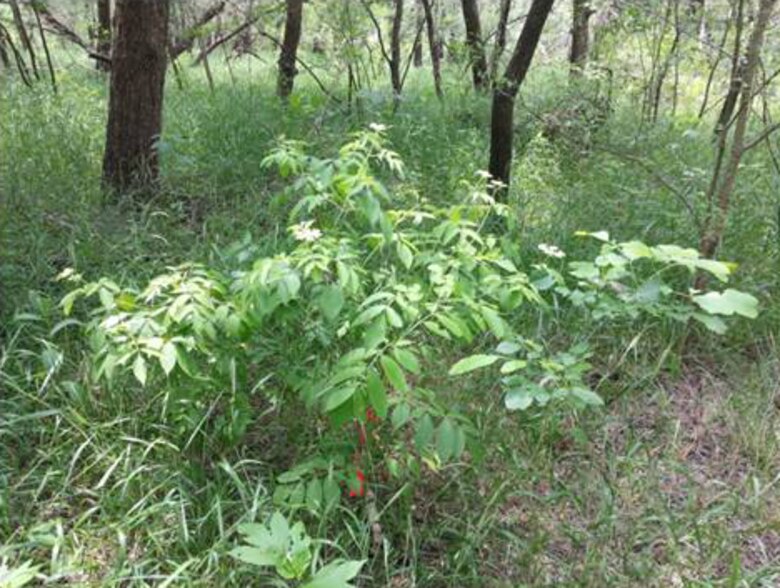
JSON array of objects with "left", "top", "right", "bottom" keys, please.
[
  {"left": 537, "top": 243, "right": 566, "bottom": 258},
  {"left": 291, "top": 220, "right": 322, "bottom": 242}
]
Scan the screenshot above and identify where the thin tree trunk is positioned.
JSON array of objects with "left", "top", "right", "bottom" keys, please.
[
  {"left": 0, "top": 22, "right": 10, "bottom": 68},
  {"left": 489, "top": 0, "right": 512, "bottom": 85},
  {"left": 488, "top": 0, "right": 555, "bottom": 195},
  {"left": 697, "top": 0, "right": 777, "bottom": 268},
  {"left": 569, "top": 0, "right": 591, "bottom": 77},
  {"left": 103, "top": 0, "right": 170, "bottom": 193},
  {"left": 714, "top": 0, "right": 745, "bottom": 135},
  {"left": 8, "top": 0, "right": 39, "bottom": 80},
  {"left": 460, "top": 0, "right": 488, "bottom": 91},
  {"left": 96, "top": 0, "right": 111, "bottom": 71},
  {"left": 413, "top": 0, "right": 424, "bottom": 66},
  {"left": 390, "top": 0, "right": 405, "bottom": 98},
  {"left": 421, "top": 0, "right": 442, "bottom": 98},
  {"left": 277, "top": 0, "right": 303, "bottom": 100},
  {"left": 32, "top": 3, "right": 56, "bottom": 93},
  {"left": 0, "top": 21, "right": 32, "bottom": 86}
]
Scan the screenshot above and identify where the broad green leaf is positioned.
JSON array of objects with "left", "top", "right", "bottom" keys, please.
[
  {"left": 393, "top": 348, "right": 420, "bottom": 374},
  {"left": 480, "top": 306, "right": 508, "bottom": 338},
  {"left": 414, "top": 413, "right": 435, "bottom": 451},
  {"left": 306, "top": 478, "right": 323, "bottom": 512},
  {"left": 692, "top": 312, "right": 727, "bottom": 334},
  {"left": 391, "top": 403, "right": 411, "bottom": 430},
  {"left": 132, "top": 354, "right": 147, "bottom": 386},
  {"left": 397, "top": 242, "right": 414, "bottom": 269},
  {"left": 694, "top": 259, "right": 731, "bottom": 282},
  {"left": 436, "top": 418, "right": 457, "bottom": 461},
  {"left": 692, "top": 289, "right": 758, "bottom": 318},
  {"left": 381, "top": 355, "right": 408, "bottom": 392},
  {"left": 160, "top": 341, "right": 177, "bottom": 376},
  {"left": 500, "top": 359, "right": 527, "bottom": 374},
  {"left": 570, "top": 388, "right": 604, "bottom": 406},
  {"left": 323, "top": 386, "right": 357, "bottom": 412},
  {"left": 302, "top": 560, "right": 365, "bottom": 588},
  {"left": 505, "top": 388, "right": 533, "bottom": 411},
  {"left": 229, "top": 546, "right": 276, "bottom": 567},
  {"left": 448, "top": 354, "right": 501, "bottom": 376},
  {"left": 619, "top": 240, "right": 653, "bottom": 260},
  {"left": 317, "top": 285, "right": 345, "bottom": 321},
  {"left": 366, "top": 369, "right": 388, "bottom": 418},
  {"left": 496, "top": 341, "right": 522, "bottom": 355}
]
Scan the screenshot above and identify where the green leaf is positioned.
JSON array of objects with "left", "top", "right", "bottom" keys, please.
[
  {"left": 160, "top": 341, "right": 177, "bottom": 376},
  {"left": 694, "top": 259, "right": 732, "bottom": 282},
  {"left": 414, "top": 413, "right": 435, "bottom": 451},
  {"left": 306, "top": 478, "right": 323, "bottom": 512},
  {"left": 317, "top": 285, "right": 345, "bottom": 321},
  {"left": 692, "top": 312, "right": 728, "bottom": 334},
  {"left": 397, "top": 242, "right": 414, "bottom": 269},
  {"left": 436, "top": 418, "right": 457, "bottom": 461},
  {"left": 323, "top": 476, "right": 341, "bottom": 510},
  {"left": 323, "top": 386, "right": 357, "bottom": 412},
  {"left": 302, "top": 560, "right": 365, "bottom": 588},
  {"left": 393, "top": 348, "right": 420, "bottom": 374},
  {"left": 391, "top": 403, "right": 411, "bottom": 430},
  {"left": 448, "top": 354, "right": 501, "bottom": 376},
  {"left": 132, "top": 354, "right": 147, "bottom": 386},
  {"left": 500, "top": 359, "right": 527, "bottom": 374},
  {"left": 230, "top": 546, "right": 276, "bottom": 567},
  {"left": 505, "top": 388, "right": 533, "bottom": 411},
  {"left": 692, "top": 289, "right": 758, "bottom": 318},
  {"left": 366, "top": 369, "right": 388, "bottom": 418},
  {"left": 619, "top": 240, "right": 653, "bottom": 260},
  {"left": 381, "top": 355, "right": 408, "bottom": 392},
  {"left": 480, "top": 306, "right": 508, "bottom": 338},
  {"left": 570, "top": 388, "right": 604, "bottom": 406}
]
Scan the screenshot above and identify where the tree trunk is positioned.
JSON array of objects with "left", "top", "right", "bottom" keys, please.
[
  {"left": 32, "top": 4, "right": 56, "bottom": 93},
  {"left": 0, "top": 28, "right": 9, "bottom": 69},
  {"left": 569, "top": 0, "right": 591, "bottom": 76},
  {"left": 103, "top": 0, "right": 170, "bottom": 193},
  {"left": 96, "top": 0, "right": 111, "bottom": 71},
  {"left": 277, "top": 0, "right": 303, "bottom": 100},
  {"left": 460, "top": 0, "right": 488, "bottom": 91},
  {"left": 390, "top": 0, "right": 405, "bottom": 98},
  {"left": 489, "top": 0, "right": 512, "bottom": 85},
  {"left": 413, "top": 0, "right": 424, "bottom": 66},
  {"left": 488, "top": 0, "right": 555, "bottom": 195},
  {"left": 421, "top": 0, "right": 442, "bottom": 98},
  {"left": 8, "top": 0, "right": 39, "bottom": 80},
  {"left": 698, "top": 0, "right": 777, "bottom": 266}
]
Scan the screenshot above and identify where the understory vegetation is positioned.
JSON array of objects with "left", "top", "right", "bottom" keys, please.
[{"left": 2, "top": 1, "right": 780, "bottom": 586}]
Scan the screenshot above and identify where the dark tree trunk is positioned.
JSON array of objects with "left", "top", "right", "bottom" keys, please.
[
  {"left": 390, "top": 0, "right": 404, "bottom": 97},
  {"left": 489, "top": 0, "right": 512, "bottom": 85},
  {"left": 9, "top": 0, "right": 39, "bottom": 80},
  {"left": 96, "top": 0, "right": 111, "bottom": 71},
  {"left": 277, "top": 0, "right": 303, "bottom": 100},
  {"left": 32, "top": 4, "right": 56, "bottom": 93},
  {"left": 569, "top": 0, "right": 591, "bottom": 76},
  {"left": 421, "top": 0, "right": 442, "bottom": 98},
  {"left": 715, "top": 0, "right": 745, "bottom": 135},
  {"left": 460, "top": 0, "right": 488, "bottom": 91},
  {"left": 413, "top": 0, "right": 424, "bottom": 66},
  {"left": 488, "top": 0, "right": 555, "bottom": 195},
  {"left": 103, "top": 0, "right": 169, "bottom": 193},
  {"left": 0, "top": 28, "right": 9, "bottom": 68}
]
